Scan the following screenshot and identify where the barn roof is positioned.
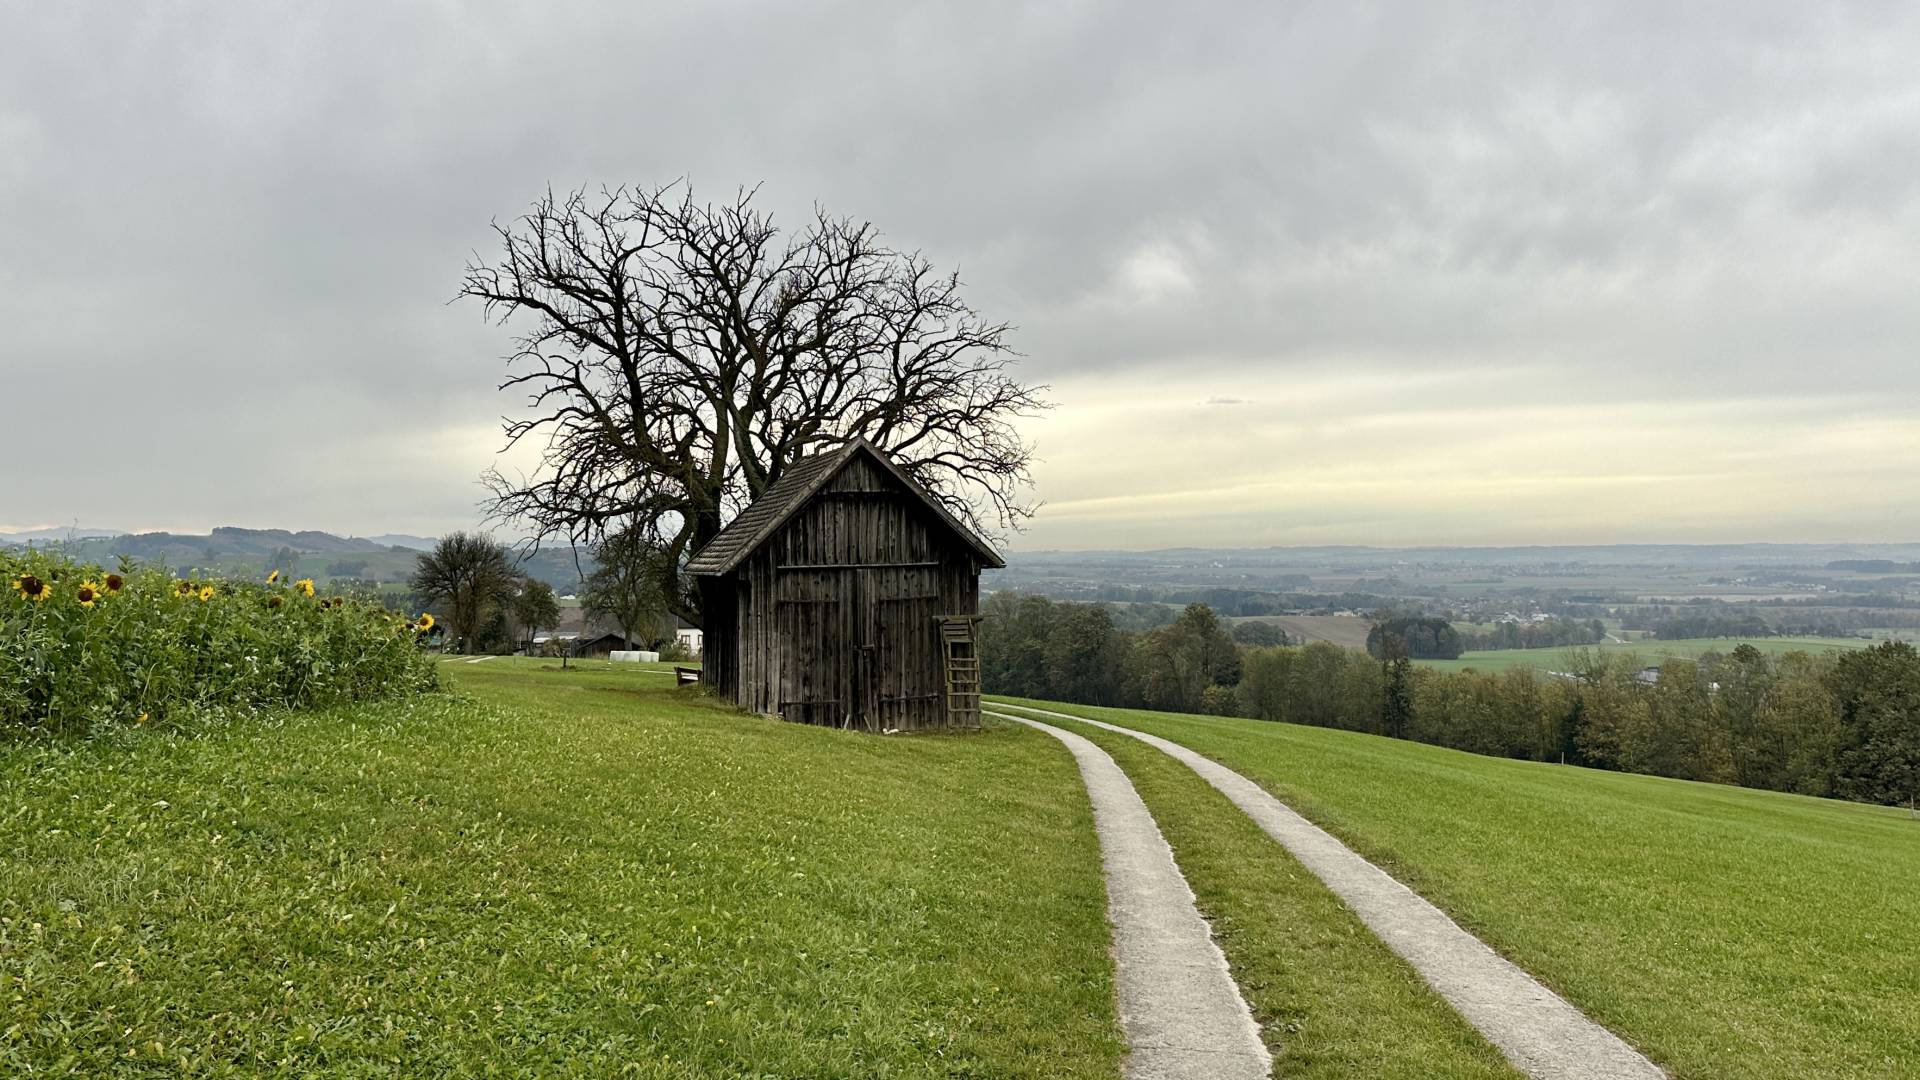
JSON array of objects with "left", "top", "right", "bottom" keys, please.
[{"left": 685, "top": 438, "right": 1005, "bottom": 575}]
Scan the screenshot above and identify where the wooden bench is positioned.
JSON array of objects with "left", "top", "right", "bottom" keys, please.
[{"left": 674, "top": 666, "right": 702, "bottom": 686}]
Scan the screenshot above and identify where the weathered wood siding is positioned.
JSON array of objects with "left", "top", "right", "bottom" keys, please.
[
  {"left": 698, "top": 576, "right": 739, "bottom": 697},
  {"left": 712, "top": 452, "right": 980, "bottom": 731}
]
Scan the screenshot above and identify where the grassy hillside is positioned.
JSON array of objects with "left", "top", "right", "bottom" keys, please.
[
  {"left": 0, "top": 667, "right": 1124, "bottom": 1077},
  {"left": 991, "top": 697, "right": 1920, "bottom": 1080},
  {"left": 1417, "top": 635, "right": 1872, "bottom": 673}
]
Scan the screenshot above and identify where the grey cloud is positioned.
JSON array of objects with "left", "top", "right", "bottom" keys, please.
[{"left": 3, "top": 2, "right": 1918, "bottom": 541}]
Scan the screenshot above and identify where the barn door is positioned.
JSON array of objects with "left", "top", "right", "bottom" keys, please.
[
  {"left": 864, "top": 566, "right": 943, "bottom": 730},
  {"left": 777, "top": 565, "right": 940, "bottom": 730},
  {"left": 776, "top": 568, "right": 856, "bottom": 727}
]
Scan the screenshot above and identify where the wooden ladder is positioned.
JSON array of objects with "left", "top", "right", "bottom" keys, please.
[{"left": 939, "top": 617, "right": 982, "bottom": 728}]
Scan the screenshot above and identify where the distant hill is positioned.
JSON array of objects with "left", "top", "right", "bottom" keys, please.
[
  {"left": 154, "top": 527, "right": 401, "bottom": 556},
  {"left": 0, "top": 526, "right": 129, "bottom": 545},
  {"left": 366, "top": 534, "right": 437, "bottom": 551},
  {"left": 14, "top": 527, "right": 587, "bottom": 591}
]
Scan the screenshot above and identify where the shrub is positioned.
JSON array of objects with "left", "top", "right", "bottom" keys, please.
[
  {"left": 2, "top": 550, "right": 440, "bottom": 736},
  {"left": 1200, "top": 683, "right": 1239, "bottom": 716}
]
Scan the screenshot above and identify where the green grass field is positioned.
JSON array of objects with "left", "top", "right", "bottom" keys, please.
[
  {"left": 1416, "top": 635, "right": 1872, "bottom": 673},
  {"left": 992, "top": 696, "right": 1920, "bottom": 1080},
  {"left": 0, "top": 665, "right": 1125, "bottom": 1078},
  {"left": 11, "top": 657, "right": 1916, "bottom": 1078},
  {"left": 435, "top": 654, "right": 695, "bottom": 675}
]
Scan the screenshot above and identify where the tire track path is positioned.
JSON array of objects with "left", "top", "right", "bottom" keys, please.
[
  {"left": 995, "top": 702, "right": 1665, "bottom": 1080},
  {"left": 997, "top": 712, "right": 1269, "bottom": 1080}
]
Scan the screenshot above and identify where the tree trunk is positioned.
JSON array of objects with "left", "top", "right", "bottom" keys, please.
[{"left": 671, "top": 503, "right": 725, "bottom": 628}]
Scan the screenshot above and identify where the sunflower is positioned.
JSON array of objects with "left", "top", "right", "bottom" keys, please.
[
  {"left": 12, "top": 574, "right": 48, "bottom": 602},
  {"left": 104, "top": 573, "right": 125, "bottom": 593},
  {"left": 266, "top": 570, "right": 281, "bottom": 585},
  {"left": 176, "top": 579, "right": 196, "bottom": 597},
  {"left": 295, "top": 578, "right": 315, "bottom": 597},
  {"left": 75, "top": 581, "right": 102, "bottom": 608},
  {"left": 136, "top": 712, "right": 149, "bottom": 725},
  {"left": 416, "top": 613, "right": 436, "bottom": 633},
  {"left": 198, "top": 585, "right": 215, "bottom": 602},
  {"left": 267, "top": 595, "right": 284, "bottom": 609}
]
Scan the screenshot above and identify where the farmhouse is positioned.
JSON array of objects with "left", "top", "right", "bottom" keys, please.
[
  {"left": 529, "top": 615, "right": 633, "bottom": 658},
  {"left": 687, "top": 438, "right": 1003, "bottom": 731},
  {"left": 573, "top": 629, "right": 638, "bottom": 658}
]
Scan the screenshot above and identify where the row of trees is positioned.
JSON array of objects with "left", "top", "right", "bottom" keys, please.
[
  {"left": 1365, "top": 616, "right": 1463, "bottom": 659},
  {"left": 1645, "top": 611, "right": 1776, "bottom": 640},
  {"left": 1459, "top": 617, "right": 1607, "bottom": 652},
  {"left": 980, "top": 593, "right": 1920, "bottom": 810},
  {"left": 407, "top": 530, "right": 678, "bottom": 655},
  {"left": 981, "top": 594, "right": 1240, "bottom": 714}
]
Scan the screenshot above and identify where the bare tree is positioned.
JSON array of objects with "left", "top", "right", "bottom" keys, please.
[{"left": 459, "top": 182, "right": 1044, "bottom": 624}]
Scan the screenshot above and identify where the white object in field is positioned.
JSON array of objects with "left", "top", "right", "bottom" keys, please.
[{"left": 609, "top": 650, "right": 661, "bottom": 663}]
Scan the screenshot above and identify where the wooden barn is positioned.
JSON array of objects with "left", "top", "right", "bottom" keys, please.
[{"left": 686, "top": 438, "right": 1003, "bottom": 731}]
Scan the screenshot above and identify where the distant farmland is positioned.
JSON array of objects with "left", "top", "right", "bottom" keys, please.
[
  {"left": 1417, "top": 635, "right": 1875, "bottom": 674},
  {"left": 1234, "top": 613, "right": 1374, "bottom": 650}
]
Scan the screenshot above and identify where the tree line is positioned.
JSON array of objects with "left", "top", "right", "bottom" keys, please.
[
  {"left": 1366, "top": 616, "right": 1463, "bottom": 659},
  {"left": 981, "top": 593, "right": 1920, "bottom": 811},
  {"left": 1458, "top": 616, "right": 1606, "bottom": 651}
]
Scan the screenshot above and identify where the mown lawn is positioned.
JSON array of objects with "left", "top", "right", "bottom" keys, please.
[
  {"left": 434, "top": 654, "right": 695, "bottom": 675},
  {"left": 991, "top": 697, "right": 1920, "bottom": 1080},
  {"left": 0, "top": 665, "right": 1123, "bottom": 1078},
  {"left": 1015, "top": 712, "right": 1522, "bottom": 1079}
]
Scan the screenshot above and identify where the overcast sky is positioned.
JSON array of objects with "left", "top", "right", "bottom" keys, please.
[{"left": 6, "top": 2, "right": 1920, "bottom": 550}]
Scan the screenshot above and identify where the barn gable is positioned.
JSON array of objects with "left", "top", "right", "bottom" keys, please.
[
  {"left": 685, "top": 438, "right": 1004, "bottom": 576},
  {"left": 686, "top": 439, "right": 999, "bottom": 731}
]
